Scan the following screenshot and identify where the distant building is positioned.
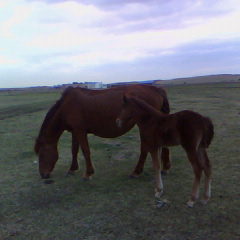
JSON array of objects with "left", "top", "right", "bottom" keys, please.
[
  {"left": 84, "top": 82, "right": 104, "bottom": 89},
  {"left": 55, "top": 81, "right": 105, "bottom": 89},
  {"left": 108, "top": 80, "right": 159, "bottom": 88}
]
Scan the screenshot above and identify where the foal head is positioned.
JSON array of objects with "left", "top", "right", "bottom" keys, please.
[
  {"left": 35, "top": 139, "right": 59, "bottom": 179},
  {"left": 116, "top": 95, "right": 164, "bottom": 128},
  {"left": 116, "top": 95, "right": 141, "bottom": 128}
]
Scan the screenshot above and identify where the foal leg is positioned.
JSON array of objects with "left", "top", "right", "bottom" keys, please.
[
  {"left": 79, "top": 133, "right": 95, "bottom": 180},
  {"left": 68, "top": 132, "right": 80, "bottom": 174},
  {"left": 161, "top": 147, "right": 171, "bottom": 174},
  {"left": 130, "top": 142, "right": 148, "bottom": 178},
  {"left": 151, "top": 148, "right": 163, "bottom": 198},
  {"left": 200, "top": 148, "right": 212, "bottom": 204},
  {"left": 186, "top": 149, "right": 202, "bottom": 207}
]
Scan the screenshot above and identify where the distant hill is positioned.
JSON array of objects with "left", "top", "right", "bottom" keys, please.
[
  {"left": 154, "top": 74, "right": 240, "bottom": 85},
  {"left": 1, "top": 74, "right": 239, "bottom": 91}
]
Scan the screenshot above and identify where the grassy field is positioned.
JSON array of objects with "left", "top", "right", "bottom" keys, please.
[{"left": 0, "top": 83, "right": 239, "bottom": 240}]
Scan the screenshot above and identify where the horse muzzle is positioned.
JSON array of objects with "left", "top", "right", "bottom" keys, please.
[{"left": 116, "top": 118, "right": 122, "bottom": 128}]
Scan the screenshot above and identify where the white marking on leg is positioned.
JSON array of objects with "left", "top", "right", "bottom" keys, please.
[
  {"left": 201, "top": 179, "right": 211, "bottom": 205},
  {"left": 155, "top": 171, "right": 163, "bottom": 198}
]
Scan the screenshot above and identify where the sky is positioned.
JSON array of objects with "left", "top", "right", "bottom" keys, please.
[{"left": 0, "top": 0, "right": 240, "bottom": 88}]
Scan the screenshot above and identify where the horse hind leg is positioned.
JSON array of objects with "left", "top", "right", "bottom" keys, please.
[
  {"left": 200, "top": 148, "right": 212, "bottom": 204},
  {"left": 186, "top": 149, "right": 203, "bottom": 207}
]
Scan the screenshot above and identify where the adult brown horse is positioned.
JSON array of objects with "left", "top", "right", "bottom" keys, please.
[
  {"left": 35, "top": 85, "right": 171, "bottom": 180},
  {"left": 116, "top": 95, "right": 214, "bottom": 207}
]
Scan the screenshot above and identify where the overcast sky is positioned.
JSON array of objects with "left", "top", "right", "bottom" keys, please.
[{"left": 0, "top": 0, "right": 240, "bottom": 88}]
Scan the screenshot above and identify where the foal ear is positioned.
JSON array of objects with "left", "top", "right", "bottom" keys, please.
[
  {"left": 123, "top": 94, "right": 132, "bottom": 104},
  {"left": 123, "top": 95, "right": 128, "bottom": 104}
]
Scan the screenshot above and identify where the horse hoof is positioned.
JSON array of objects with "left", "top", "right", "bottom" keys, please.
[
  {"left": 187, "top": 200, "right": 194, "bottom": 208},
  {"left": 44, "top": 179, "right": 54, "bottom": 184},
  {"left": 200, "top": 199, "right": 209, "bottom": 205},
  {"left": 129, "top": 173, "right": 140, "bottom": 179}
]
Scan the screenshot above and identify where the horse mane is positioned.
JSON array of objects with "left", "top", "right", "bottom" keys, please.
[
  {"left": 34, "top": 87, "right": 74, "bottom": 154},
  {"left": 155, "top": 87, "right": 170, "bottom": 114}
]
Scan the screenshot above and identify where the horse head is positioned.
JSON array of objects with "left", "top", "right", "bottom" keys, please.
[{"left": 35, "top": 138, "right": 58, "bottom": 179}]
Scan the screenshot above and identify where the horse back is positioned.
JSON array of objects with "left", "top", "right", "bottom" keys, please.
[
  {"left": 38, "top": 85, "right": 170, "bottom": 138},
  {"left": 62, "top": 85, "right": 168, "bottom": 118},
  {"left": 124, "top": 85, "right": 169, "bottom": 113}
]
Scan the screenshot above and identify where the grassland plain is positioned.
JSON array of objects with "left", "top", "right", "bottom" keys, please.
[{"left": 0, "top": 83, "right": 239, "bottom": 240}]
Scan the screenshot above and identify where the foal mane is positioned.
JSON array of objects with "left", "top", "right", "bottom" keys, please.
[
  {"left": 34, "top": 87, "right": 73, "bottom": 154},
  {"left": 125, "top": 95, "right": 165, "bottom": 119}
]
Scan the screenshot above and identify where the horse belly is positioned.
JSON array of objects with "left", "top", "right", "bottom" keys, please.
[{"left": 88, "top": 120, "right": 135, "bottom": 138}]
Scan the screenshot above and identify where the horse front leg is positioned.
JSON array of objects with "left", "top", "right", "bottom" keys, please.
[
  {"left": 79, "top": 133, "right": 94, "bottom": 180},
  {"left": 68, "top": 132, "right": 80, "bottom": 175},
  {"left": 200, "top": 148, "right": 212, "bottom": 204},
  {"left": 150, "top": 148, "right": 163, "bottom": 198}
]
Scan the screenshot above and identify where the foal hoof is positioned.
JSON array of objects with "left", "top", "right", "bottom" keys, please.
[
  {"left": 155, "top": 189, "right": 163, "bottom": 199},
  {"left": 161, "top": 170, "right": 168, "bottom": 176},
  {"left": 186, "top": 200, "right": 195, "bottom": 208},
  {"left": 156, "top": 199, "right": 170, "bottom": 208},
  {"left": 82, "top": 175, "right": 92, "bottom": 181}
]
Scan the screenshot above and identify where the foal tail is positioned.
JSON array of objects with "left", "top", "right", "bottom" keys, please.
[{"left": 201, "top": 117, "right": 214, "bottom": 148}]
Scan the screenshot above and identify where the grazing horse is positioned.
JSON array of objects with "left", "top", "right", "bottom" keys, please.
[
  {"left": 116, "top": 95, "right": 214, "bottom": 207},
  {"left": 34, "top": 85, "right": 171, "bottom": 180}
]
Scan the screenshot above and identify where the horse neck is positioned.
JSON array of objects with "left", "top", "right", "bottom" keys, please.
[{"left": 39, "top": 114, "right": 64, "bottom": 146}]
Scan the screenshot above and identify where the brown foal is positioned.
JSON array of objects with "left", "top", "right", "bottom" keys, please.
[{"left": 116, "top": 95, "right": 214, "bottom": 207}]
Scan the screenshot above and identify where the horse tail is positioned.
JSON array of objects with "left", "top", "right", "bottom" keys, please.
[
  {"left": 201, "top": 116, "right": 214, "bottom": 148},
  {"left": 156, "top": 87, "right": 170, "bottom": 114},
  {"left": 161, "top": 95, "right": 170, "bottom": 114}
]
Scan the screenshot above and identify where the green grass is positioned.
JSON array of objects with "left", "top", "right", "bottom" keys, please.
[{"left": 0, "top": 83, "right": 239, "bottom": 240}]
